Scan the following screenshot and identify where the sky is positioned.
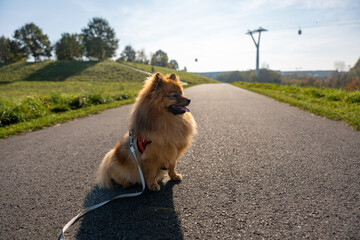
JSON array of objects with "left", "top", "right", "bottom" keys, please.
[{"left": 0, "top": 0, "right": 359, "bottom": 72}]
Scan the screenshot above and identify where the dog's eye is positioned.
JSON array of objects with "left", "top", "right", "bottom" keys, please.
[{"left": 170, "top": 93, "right": 178, "bottom": 99}]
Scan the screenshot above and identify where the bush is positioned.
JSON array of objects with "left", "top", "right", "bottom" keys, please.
[
  {"left": 69, "top": 95, "right": 87, "bottom": 109},
  {"left": 344, "top": 92, "right": 360, "bottom": 104},
  {"left": 19, "top": 96, "right": 49, "bottom": 119},
  {"left": 114, "top": 93, "right": 130, "bottom": 100},
  {"left": 306, "top": 89, "right": 325, "bottom": 98},
  {"left": 326, "top": 93, "right": 345, "bottom": 101},
  {"left": 0, "top": 95, "right": 49, "bottom": 127},
  {"left": 46, "top": 93, "right": 71, "bottom": 113},
  {"left": 87, "top": 92, "right": 108, "bottom": 105},
  {"left": 0, "top": 91, "right": 135, "bottom": 128},
  {"left": 0, "top": 99, "right": 22, "bottom": 127}
]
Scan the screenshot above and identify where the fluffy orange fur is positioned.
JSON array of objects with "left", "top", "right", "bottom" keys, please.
[{"left": 97, "top": 72, "right": 196, "bottom": 191}]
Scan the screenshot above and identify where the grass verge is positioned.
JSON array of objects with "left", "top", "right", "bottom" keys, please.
[
  {"left": 232, "top": 82, "right": 360, "bottom": 131},
  {"left": 0, "top": 60, "right": 206, "bottom": 139},
  {"left": 0, "top": 97, "right": 134, "bottom": 139}
]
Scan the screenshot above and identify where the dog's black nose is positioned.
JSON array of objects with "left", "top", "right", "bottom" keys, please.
[{"left": 186, "top": 99, "right": 191, "bottom": 105}]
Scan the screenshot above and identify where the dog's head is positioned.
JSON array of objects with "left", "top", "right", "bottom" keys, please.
[{"left": 147, "top": 72, "right": 191, "bottom": 115}]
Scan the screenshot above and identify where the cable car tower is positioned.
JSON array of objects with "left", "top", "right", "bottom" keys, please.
[{"left": 246, "top": 27, "right": 268, "bottom": 75}]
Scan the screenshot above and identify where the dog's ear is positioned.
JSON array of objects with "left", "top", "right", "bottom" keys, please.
[
  {"left": 169, "top": 73, "right": 178, "bottom": 82},
  {"left": 152, "top": 72, "right": 163, "bottom": 89}
]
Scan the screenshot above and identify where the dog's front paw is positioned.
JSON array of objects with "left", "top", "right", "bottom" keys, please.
[
  {"left": 148, "top": 183, "right": 161, "bottom": 191},
  {"left": 170, "top": 173, "right": 182, "bottom": 181}
]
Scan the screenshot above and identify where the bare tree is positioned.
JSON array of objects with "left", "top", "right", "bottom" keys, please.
[
  {"left": 136, "top": 49, "right": 148, "bottom": 64},
  {"left": 334, "top": 60, "right": 346, "bottom": 72},
  {"left": 261, "top": 62, "right": 270, "bottom": 69}
]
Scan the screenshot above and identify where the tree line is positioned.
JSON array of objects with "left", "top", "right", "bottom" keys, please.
[
  {"left": 281, "top": 59, "right": 360, "bottom": 91},
  {"left": 217, "top": 58, "right": 360, "bottom": 91},
  {"left": 118, "top": 46, "right": 179, "bottom": 70},
  {"left": 217, "top": 69, "right": 282, "bottom": 84},
  {"left": 0, "top": 17, "right": 179, "bottom": 70}
]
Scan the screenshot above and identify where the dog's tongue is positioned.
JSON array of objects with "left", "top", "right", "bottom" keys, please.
[{"left": 179, "top": 106, "right": 190, "bottom": 112}]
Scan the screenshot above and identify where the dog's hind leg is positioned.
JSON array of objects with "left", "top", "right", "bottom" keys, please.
[{"left": 168, "top": 163, "right": 182, "bottom": 181}]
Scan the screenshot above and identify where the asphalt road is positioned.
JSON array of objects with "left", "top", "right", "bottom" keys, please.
[{"left": 1, "top": 83, "right": 359, "bottom": 239}]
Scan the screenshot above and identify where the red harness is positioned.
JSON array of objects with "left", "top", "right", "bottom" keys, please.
[
  {"left": 136, "top": 137, "right": 152, "bottom": 154},
  {"left": 136, "top": 137, "right": 169, "bottom": 170}
]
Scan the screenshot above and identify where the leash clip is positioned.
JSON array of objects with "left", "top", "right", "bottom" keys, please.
[{"left": 129, "top": 131, "right": 135, "bottom": 153}]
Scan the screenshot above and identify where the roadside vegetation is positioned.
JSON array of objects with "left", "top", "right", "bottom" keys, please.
[
  {"left": 218, "top": 58, "right": 360, "bottom": 91},
  {"left": 0, "top": 61, "right": 143, "bottom": 138},
  {"left": 0, "top": 60, "right": 214, "bottom": 138},
  {"left": 232, "top": 82, "right": 360, "bottom": 131},
  {"left": 0, "top": 92, "right": 135, "bottom": 138}
]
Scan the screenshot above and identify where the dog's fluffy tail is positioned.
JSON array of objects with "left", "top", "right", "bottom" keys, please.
[{"left": 97, "top": 149, "right": 114, "bottom": 189}]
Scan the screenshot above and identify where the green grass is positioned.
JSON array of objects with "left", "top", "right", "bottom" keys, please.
[
  {"left": 121, "top": 62, "right": 218, "bottom": 84},
  {"left": 0, "top": 97, "right": 134, "bottom": 138},
  {"left": 0, "top": 81, "right": 142, "bottom": 98},
  {"left": 0, "top": 90, "right": 138, "bottom": 138},
  {"left": 0, "top": 60, "right": 150, "bottom": 138},
  {"left": 0, "top": 60, "right": 147, "bottom": 83},
  {"left": 0, "top": 60, "right": 213, "bottom": 138},
  {"left": 232, "top": 82, "right": 360, "bottom": 131}
]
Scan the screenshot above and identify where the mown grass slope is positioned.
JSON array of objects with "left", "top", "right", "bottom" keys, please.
[
  {"left": 121, "top": 62, "right": 218, "bottom": 84},
  {"left": 0, "top": 61, "right": 145, "bottom": 138},
  {"left": 0, "top": 60, "right": 147, "bottom": 83},
  {"left": 0, "top": 60, "right": 215, "bottom": 138}
]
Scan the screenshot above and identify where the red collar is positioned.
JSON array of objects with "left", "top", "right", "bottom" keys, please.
[
  {"left": 136, "top": 137, "right": 168, "bottom": 170},
  {"left": 136, "top": 137, "right": 151, "bottom": 153}
]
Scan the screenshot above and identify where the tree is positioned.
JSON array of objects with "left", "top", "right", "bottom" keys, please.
[
  {"left": 13, "top": 23, "right": 52, "bottom": 62},
  {"left": 82, "top": 17, "right": 119, "bottom": 60},
  {"left": 120, "top": 45, "right": 136, "bottom": 62},
  {"left": 8, "top": 40, "right": 26, "bottom": 62},
  {"left": 136, "top": 49, "right": 148, "bottom": 64},
  {"left": 334, "top": 60, "right": 346, "bottom": 72},
  {"left": 304, "top": 75, "right": 315, "bottom": 86},
  {"left": 348, "top": 58, "right": 360, "bottom": 79},
  {"left": 150, "top": 50, "right": 168, "bottom": 67},
  {"left": 55, "top": 33, "right": 83, "bottom": 61},
  {"left": 0, "top": 35, "right": 27, "bottom": 62},
  {"left": 168, "top": 59, "right": 179, "bottom": 70},
  {"left": 0, "top": 36, "right": 11, "bottom": 62}
]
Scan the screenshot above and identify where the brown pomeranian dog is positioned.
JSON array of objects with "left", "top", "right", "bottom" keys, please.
[{"left": 97, "top": 72, "right": 196, "bottom": 191}]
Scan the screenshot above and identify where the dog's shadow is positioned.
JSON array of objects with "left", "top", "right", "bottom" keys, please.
[{"left": 76, "top": 180, "right": 183, "bottom": 240}]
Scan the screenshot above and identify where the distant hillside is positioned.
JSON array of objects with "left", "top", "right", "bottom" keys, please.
[
  {"left": 195, "top": 70, "right": 337, "bottom": 81},
  {"left": 0, "top": 60, "right": 147, "bottom": 83},
  {"left": 277, "top": 70, "right": 337, "bottom": 77},
  {"left": 121, "top": 62, "right": 218, "bottom": 84},
  {"left": 216, "top": 69, "right": 282, "bottom": 84},
  {"left": 194, "top": 71, "right": 232, "bottom": 80}
]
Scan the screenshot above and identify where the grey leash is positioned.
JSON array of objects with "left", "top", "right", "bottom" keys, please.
[{"left": 58, "top": 131, "right": 145, "bottom": 240}]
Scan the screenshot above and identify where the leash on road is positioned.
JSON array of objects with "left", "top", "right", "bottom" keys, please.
[{"left": 58, "top": 131, "right": 145, "bottom": 240}]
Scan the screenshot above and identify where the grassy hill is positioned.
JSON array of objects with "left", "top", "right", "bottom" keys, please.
[
  {"left": 121, "top": 61, "right": 218, "bottom": 84},
  {"left": 0, "top": 60, "right": 216, "bottom": 98},
  {"left": 0, "top": 60, "right": 215, "bottom": 138},
  {"left": 0, "top": 60, "right": 147, "bottom": 83},
  {"left": 0, "top": 60, "right": 147, "bottom": 98}
]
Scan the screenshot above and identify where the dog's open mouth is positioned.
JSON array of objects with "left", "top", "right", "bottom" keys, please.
[{"left": 168, "top": 105, "right": 190, "bottom": 115}]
